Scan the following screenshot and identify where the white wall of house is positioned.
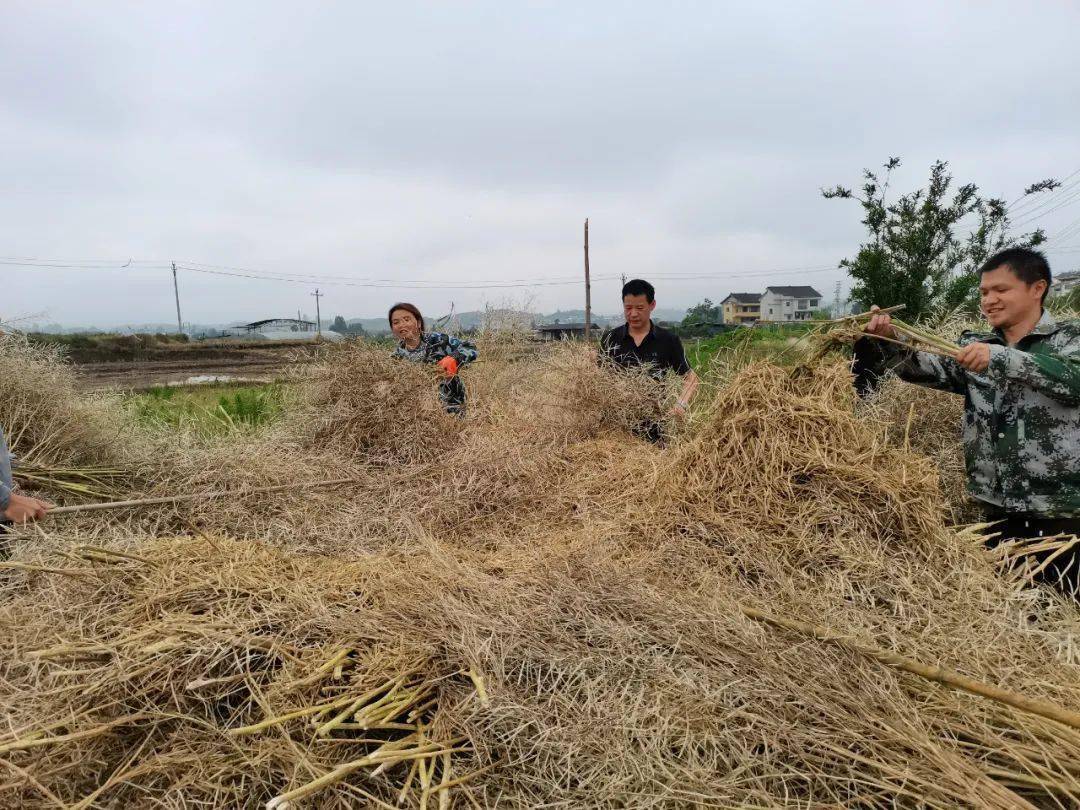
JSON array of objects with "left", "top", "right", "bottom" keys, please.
[{"left": 760, "top": 291, "right": 820, "bottom": 322}]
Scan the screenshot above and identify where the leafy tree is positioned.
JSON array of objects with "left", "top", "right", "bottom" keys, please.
[
  {"left": 682, "top": 298, "right": 720, "bottom": 326},
  {"left": 824, "top": 158, "right": 1057, "bottom": 319},
  {"left": 678, "top": 299, "right": 722, "bottom": 337},
  {"left": 330, "top": 315, "right": 348, "bottom": 333}
]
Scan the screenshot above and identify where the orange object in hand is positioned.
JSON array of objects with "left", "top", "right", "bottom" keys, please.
[{"left": 437, "top": 356, "right": 459, "bottom": 376}]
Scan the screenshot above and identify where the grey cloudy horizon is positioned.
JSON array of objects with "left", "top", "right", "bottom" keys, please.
[{"left": 3, "top": 1, "right": 1080, "bottom": 329}]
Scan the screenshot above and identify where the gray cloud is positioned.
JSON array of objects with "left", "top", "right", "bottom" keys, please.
[{"left": 2, "top": 1, "right": 1079, "bottom": 327}]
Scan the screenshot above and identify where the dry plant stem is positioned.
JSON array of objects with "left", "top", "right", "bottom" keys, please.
[
  {"left": 228, "top": 696, "right": 357, "bottom": 737},
  {"left": 741, "top": 606, "right": 1080, "bottom": 731},
  {"left": 0, "top": 561, "right": 97, "bottom": 579},
  {"left": 265, "top": 744, "right": 462, "bottom": 810},
  {"left": 282, "top": 647, "right": 354, "bottom": 692},
  {"left": 46, "top": 477, "right": 360, "bottom": 515},
  {"left": 0, "top": 714, "right": 149, "bottom": 754},
  {"left": 816, "top": 304, "right": 908, "bottom": 324},
  {"left": 438, "top": 752, "right": 451, "bottom": 810},
  {"left": 854, "top": 330, "right": 960, "bottom": 360}
]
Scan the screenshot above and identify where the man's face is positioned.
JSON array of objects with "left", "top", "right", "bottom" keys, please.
[
  {"left": 979, "top": 266, "right": 1045, "bottom": 330},
  {"left": 623, "top": 294, "right": 656, "bottom": 330}
]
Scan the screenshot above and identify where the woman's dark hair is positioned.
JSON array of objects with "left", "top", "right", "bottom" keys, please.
[{"left": 388, "top": 302, "right": 424, "bottom": 332}]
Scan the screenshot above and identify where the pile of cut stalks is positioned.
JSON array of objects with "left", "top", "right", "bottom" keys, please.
[{"left": 4, "top": 334, "right": 1080, "bottom": 809}]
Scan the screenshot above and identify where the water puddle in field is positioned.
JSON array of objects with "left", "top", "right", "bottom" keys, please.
[{"left": 166, "top": 374, "right": 264, "bottom": 387}]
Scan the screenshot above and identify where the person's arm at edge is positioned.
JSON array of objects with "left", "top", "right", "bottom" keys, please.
[
  {"left": 0, "top": 426, "right": 50, "bottom": 522},
  {"left": 0, "top": 426, "right": 11, "bottom": 512}
]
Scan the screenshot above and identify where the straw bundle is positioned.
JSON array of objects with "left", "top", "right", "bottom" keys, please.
[
  {"left": 288, "top": 344, "right": 466, "bottom": 464},
  {"left": 0, "top": 331, "right": 130, "bottom": 469}
]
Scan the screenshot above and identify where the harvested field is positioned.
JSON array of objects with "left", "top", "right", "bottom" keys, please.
[
  {"left": 2, "top": 333, "right": 1080, "bottom": 808},
  {"left": 70, "top": 341, "right": 324, "bottom": 391}
]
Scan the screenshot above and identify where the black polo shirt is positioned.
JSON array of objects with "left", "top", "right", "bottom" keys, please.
[{"left": 600, "top": 322, "right": 691, "bottom": 377}]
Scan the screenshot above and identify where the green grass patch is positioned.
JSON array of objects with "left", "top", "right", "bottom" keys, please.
[
  {"left": 687, "top": 323, "right": 818, "bottom": 371},
  {"left": 130, "top": 383, "right": 285, "bottom": 434}
]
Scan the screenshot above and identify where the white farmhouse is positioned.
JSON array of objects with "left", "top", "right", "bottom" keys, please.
[
  {"left": 1051, "top": 270, "right": 1080, "bottom": 297},
  {"left": 759, "top": 286, "right": 823, "bottom": 322}
]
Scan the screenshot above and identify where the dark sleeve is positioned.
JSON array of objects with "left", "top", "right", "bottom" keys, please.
[
  {"left": 853, "top": 336, "right": 968, "bottom": 396},
  {"left": 852, "top": 338, "right": 891, "bottom": 398},
  {"left": 424, "top": 333, "right": 477, "bottom": 366},
  {"left": 669, "top": 335, "right": 691, "bottom": 376},
  {"left": 445, "top": 334, "right": 478, "bottom": 367}
]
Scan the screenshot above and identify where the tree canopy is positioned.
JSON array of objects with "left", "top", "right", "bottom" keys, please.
[{"left": 824, "top": 158, "right": 1057, "bottom": 319}]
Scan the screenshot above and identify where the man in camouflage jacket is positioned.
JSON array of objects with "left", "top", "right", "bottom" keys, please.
[{"left": 862, "top": 248, "right": 1079, "bottom": 593}]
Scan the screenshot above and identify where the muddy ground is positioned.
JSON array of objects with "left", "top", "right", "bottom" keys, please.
[{"left": 73, "top": 342, "right": 321, "bottom": 390}]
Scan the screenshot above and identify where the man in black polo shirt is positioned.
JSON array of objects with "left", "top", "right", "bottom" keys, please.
[{"left": 600, "top": 279, "right": 700, "bottom": 435}]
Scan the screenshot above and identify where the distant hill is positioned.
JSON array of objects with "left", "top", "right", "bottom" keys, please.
[{"left": 347, "top": 306, "right": 687, "bottom": 334}]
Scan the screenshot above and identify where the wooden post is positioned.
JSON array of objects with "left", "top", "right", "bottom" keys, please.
[{"left": 583, "top": 218, "right": 591, "bottom": 339}]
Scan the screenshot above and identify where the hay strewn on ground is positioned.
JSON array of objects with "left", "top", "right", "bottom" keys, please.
[
  {"left": 862, "top": 374, "right": 974, "bottom": 523},
  {"left": 3, "top": 337, "right": 1080, "bottom": 808},
  {"left": 0, "top": 331, "right": 130, "bottom": 469}
]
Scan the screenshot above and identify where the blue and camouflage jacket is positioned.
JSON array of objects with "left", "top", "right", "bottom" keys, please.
[
  {"left": 393, "top": 332, "right": 478, "bottom": 368},
  {"left": 877, "top": 311, "right": 1080, "bottom": 517}
]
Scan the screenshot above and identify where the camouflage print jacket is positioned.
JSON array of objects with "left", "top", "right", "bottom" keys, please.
[
  {"left": 393, "top": 332, "right": 479, "bottom": 414},
  {"left": 874, "top": 311, "right": 1080, "bottom": 517},
  {"left": 392, "top": 332, "right": 478, "bottom": 368}
]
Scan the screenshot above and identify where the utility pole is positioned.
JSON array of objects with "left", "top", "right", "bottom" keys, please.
[
  {"left": 171, "top": 262, "right": 184, "bottom": 335},
  {"left": 311, "top": 289, "right": 323, "bottom": 339},
  {"left": 583, "top": 218, "right": 591, "bottom": 339}
]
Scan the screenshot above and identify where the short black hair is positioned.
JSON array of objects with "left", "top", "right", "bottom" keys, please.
[
  {"left": 622, "top": 278, "right": 655, "bottom": 303},
  {"left": 978, "top": 248, "right": 1052, "bottom": 303}
]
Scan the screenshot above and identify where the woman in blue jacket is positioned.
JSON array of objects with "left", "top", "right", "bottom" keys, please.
[{"left": 389, "top": 303, "right": 478, "bottom": 415}]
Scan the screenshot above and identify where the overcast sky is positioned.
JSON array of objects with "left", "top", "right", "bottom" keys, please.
[{"left": 3, "top": 1, "right": 1080, "bottom": 328}]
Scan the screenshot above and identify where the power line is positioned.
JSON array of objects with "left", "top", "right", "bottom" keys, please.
[
  {"left": 1052, "top": 213, "right": 1080, "bottom": 244},
  {"left": 1005, "top": 168, "right": 1080, "bottom": 215},
  {"left": 1011, "top": 185, "right": 1080, "bottom": 230},
  {"left": 175, "top": 264, "right": 601, "bottom": 289},
  {"left": 0, "top": 259, "right": 170, "bottom": 270},
  {"left": 2, "top": 255, "right": 843, "bottom": 290},
  {"left": 172, "top": 259, "right": 592, "bottom": 285},
  {"left": 945, "top": 169, "right": 1080, "bottom": 237}
]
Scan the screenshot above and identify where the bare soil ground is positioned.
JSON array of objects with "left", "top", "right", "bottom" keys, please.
[{"left": 73, "top": 342, "right": 319, "bottom": 390}]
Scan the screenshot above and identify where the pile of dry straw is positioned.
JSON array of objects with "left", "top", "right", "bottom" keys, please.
[{"left": 2, "top": 331, "right": 1080, "bottom": 808}]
